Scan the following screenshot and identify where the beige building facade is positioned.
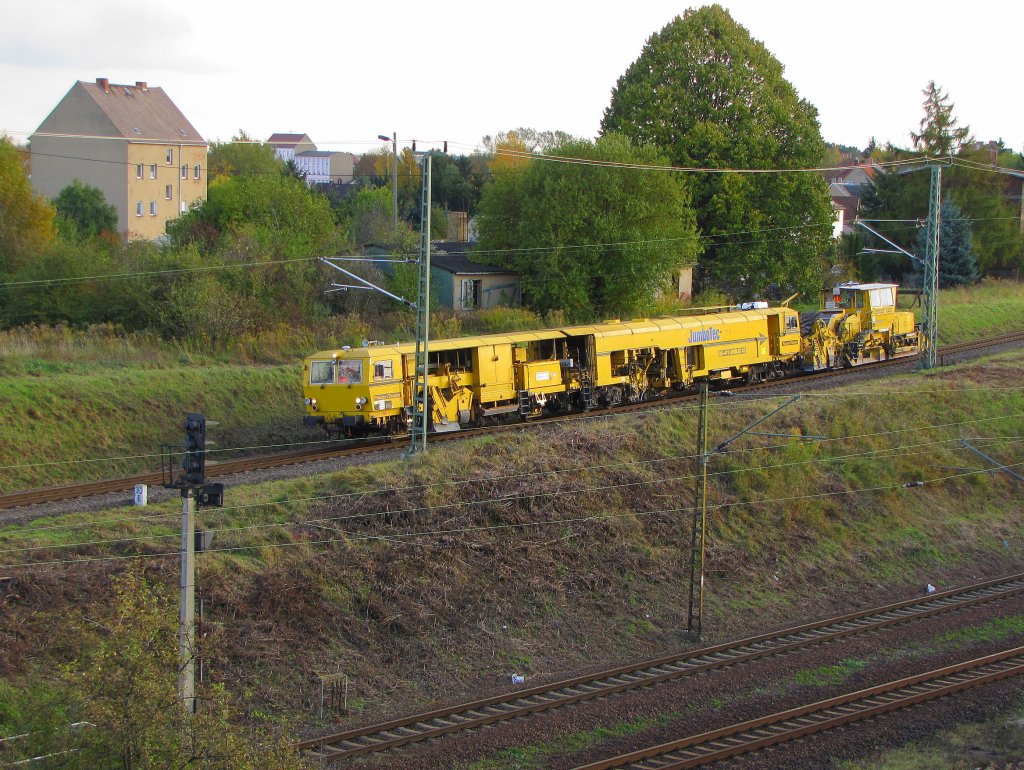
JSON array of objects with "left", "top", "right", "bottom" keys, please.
[{"left": 31, "top": 78, "right": 207, "bottom": 240}]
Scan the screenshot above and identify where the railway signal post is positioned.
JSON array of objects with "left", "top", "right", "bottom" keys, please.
[{"left": 161, "top": 413, "right": 224, "bottom": 714}]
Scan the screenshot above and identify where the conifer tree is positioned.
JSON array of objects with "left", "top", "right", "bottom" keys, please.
[
  {"left": 916, "top": 198, "right": 979, "bottom": 288},
  {"left": 910, "top": 81, "right": 972, "bottom": 157}
]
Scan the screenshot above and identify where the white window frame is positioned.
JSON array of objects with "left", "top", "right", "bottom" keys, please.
[
  {"left": 181, "top": 164, "right": 188, "bottom": 180},
  {"left": 136, "top": 201, "right": 144, "bottom": 217},
  {"left": 194, "top": 164, "right": 201, "bottom": 180},
  {"left": 136, "top": 163, "right": 143, "bottom": 179},
  {"left": 166, "top": 149, "right": 173, "bottom": 165},
  {"left": 149, "top": 163, "right": 157, "bottom": 179},
  {"left": 150, "top": 201, "right": 157, "bottom": 216},
  {"left": 165, "top": 184, "right": 173, "bottom": 200},
  {"left": 309, "top": 360, "right": 335, "bottom": 385}
]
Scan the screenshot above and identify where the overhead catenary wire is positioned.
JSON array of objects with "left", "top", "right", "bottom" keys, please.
[
  {"left": 3, "top": 419, "right": 1021, "bottom": 558},
  {"left": 2, "top": 457, "right": 1021, "bottom": 572},
  {"left": 4, "top": 384, "right": 1024, "bottom": 475},
  {"left": 5, "top": 386, "right": 1024, "bottom": 536}
]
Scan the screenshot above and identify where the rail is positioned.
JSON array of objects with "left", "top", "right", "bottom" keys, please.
[{"left": 297, "top": 572, "right": 1024, "bottom": 763}]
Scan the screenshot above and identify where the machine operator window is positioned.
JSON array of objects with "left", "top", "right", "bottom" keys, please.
[
  {"left": 785, "top": 315, "right": 799, "bottom": 333},
  {"left": 336, "top": 360, "right": 363, "bottom": 384},
  {"left": 309, "top": 360, "right": 334, "bottom": 385},
  {"left": 373, "top": 360, "right": 393, "bottom": 380}
]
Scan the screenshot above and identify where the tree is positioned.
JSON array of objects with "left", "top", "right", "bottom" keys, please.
[
  {"left": 916, "top": 198, "right": 979, "bottom": 287},
  {"left": 600, "top": 5, "right": 835, "bottom": 298},
  {"left": 910, "top": 81, "right": 972, "bottom": 157},
  {"left": 475, "top": 133, "right": 701, "bottom": 319},
  {"left": 168, "top": 171, "right": 336, "bottom": 258},
  {"left": 207, "top": 130, "right": 284, "bottom": 181},
  {"left": 861, "top": 143, "right": 1023, "bottom": 277},
  {"left": 4, "top": 570, "right": 302, "bottom": 769},
  {"left": 0, "top": 137, "right": 55, "bottom": 273},
  {"left": 54, "top": 180, "right": 118, "bottom": 240},
  {"left": 482, "top": 128, "right": 577, "bottom": 155}
]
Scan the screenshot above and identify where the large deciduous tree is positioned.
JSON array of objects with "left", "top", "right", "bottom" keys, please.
[
  {"left": 0, "top": 137, "right": 55, "bottom": 273},
  {"left": 54, "top": 180, "right": 118, "bottom": 241},
  {"left": 207, "top": 130, "right": 284, "bottom": 181},
  {"left": 475, "top": 133, "right": 701, "bottom": 320},
  {"left": 600, "top": 5, "right": 834, "bottom": 298}
]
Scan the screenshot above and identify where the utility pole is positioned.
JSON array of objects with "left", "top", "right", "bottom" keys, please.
[
  {"left": 179, "top": 487, "right": 196, "bottom": 714},
  {"left": 391, "top": 132, "right": 398, "bottom": 233},
  {"left": 686, "top": 392, "right": 802, "bottom": 640},
  {"left": 687, "top": 382, "right": 709, "bottom": 640},
  {"left": 921, "top": 164, "right": 942, "bottom": 370},
  {"left": 409, "top": 152, "right": 432, "bottom": 455}
]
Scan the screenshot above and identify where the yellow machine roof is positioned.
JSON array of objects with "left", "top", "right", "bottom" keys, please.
[{"left": 306, "top": 306, "right": 790, "bottom": 361}]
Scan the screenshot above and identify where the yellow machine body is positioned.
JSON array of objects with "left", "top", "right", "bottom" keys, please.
[
  {"left": 302, "top": 304, "right": 803, "bottom": 437},
  {"left": 801, "top": 282, "right": 922, "bottom": 371}
]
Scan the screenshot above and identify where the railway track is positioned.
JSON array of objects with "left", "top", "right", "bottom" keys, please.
[
  {"left": 297, "top": 572, "right": 1024, "bottom": 764},
  {"left": 572, "top": 645, "right": 1024, "bottom": 769},
  {"left": 4, "top": 330, "right": 1022, "bottom": 511}
]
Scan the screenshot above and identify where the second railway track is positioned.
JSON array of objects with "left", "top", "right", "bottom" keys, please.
[
  {"left": 297, "top": 571, "right": 1024, "bottom": 764},
  {"left": 4, "top": 330, "right": 1022, "bottom": 511},
  {"left": 571, "top": 645, "right": 1024, "bottom": 770}
]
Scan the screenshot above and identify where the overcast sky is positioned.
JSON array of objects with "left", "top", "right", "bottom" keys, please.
[{"left": 2, "top": 0, "right": 1021, "bottom": 158}]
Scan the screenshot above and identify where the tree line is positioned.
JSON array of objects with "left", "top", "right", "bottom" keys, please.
[{"left": 2, "top": 4, "right": 1022, "bottom": 344}]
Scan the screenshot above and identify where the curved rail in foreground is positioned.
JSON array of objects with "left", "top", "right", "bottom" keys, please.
[
  {"left": 572, "top": 646, "right": 1024, "bottom": 769},
  {"left": 297, "top": 572, "right": 1024, "bottom": 764},
  {"left": 4, "top": 330, "right": 1022, "bottom": 511}
]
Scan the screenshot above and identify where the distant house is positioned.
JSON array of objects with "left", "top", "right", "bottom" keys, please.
[
  {"left": 431, "top": 242, "right": 521, "bottom": 310},
  {"left": 268, "top": 133, "right": 356, "bottom": 185},
  {"left": 30, "top": 78, "right": 207, "bottom": 240},
  {"left": 267, "top": 132, "right": 316, "bottom": 162},
  {"left": 822, "top": 159, "right": 879, "bottom": 236}
]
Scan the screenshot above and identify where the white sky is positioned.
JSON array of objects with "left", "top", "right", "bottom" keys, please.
[{"left": 2, "top": 0, "right": 1021, "bottom": 157}]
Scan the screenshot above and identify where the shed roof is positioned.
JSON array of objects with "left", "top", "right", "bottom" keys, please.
[{"left": 431, "top": 242, "right": 514, "bottom": 275}]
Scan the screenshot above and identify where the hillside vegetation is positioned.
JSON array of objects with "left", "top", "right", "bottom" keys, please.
[
  {"left": 1, "top": 281, "right": 1021, "bottom": 492},
  {"left": 1, "top": 349, "right": 1022, "bottom": 767}
]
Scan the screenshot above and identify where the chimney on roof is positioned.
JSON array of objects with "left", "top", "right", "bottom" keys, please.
[
  {"left": 97, "top": 77, "right": 110, "bottom": 93},
  {"left": 135, "top": 81, "right": 148, "bottom": 92}
]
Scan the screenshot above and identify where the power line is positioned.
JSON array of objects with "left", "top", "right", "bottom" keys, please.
[
  {"left": 5, "top": 386, "right": 1023, "bottom": 476},
  {"left": 2, "top": 457, "right": 1020, "bottom": 571},
  {"left": 4, "top": 419, "right": 1020, "bottom": 557}
]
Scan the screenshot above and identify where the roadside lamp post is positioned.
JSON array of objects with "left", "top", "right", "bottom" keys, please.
[{"left": 377, "top": 132, "right": 398, "bottom": 232}]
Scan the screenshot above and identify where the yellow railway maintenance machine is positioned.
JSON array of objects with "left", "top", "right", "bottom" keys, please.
[
  {"left": 303, "top": 303, "right": 804, "bottom": 438},
  {"left": 801, "top": 282, "right": 923, "bottom": 371}
]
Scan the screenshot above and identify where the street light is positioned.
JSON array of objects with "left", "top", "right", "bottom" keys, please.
[{"left": 378, "top": 132, "right": 398, "bottom": 233}]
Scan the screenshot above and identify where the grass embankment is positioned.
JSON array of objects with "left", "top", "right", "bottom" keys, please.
[
  {"left": 1, "top": 350, "right": 1022, "bottom": 767},
  {"left": 3, "top": 281, "right": 1022, "bottom": 492},
  {"left": 932, "top": 279, "right": 1024, "bottom": 344}
]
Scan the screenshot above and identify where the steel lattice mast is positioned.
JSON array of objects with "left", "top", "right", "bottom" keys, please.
[
  {"left": 921, "top": 164, "right": 942, "bottom": 370},
  {"left": 409, "top": 153, "right": 432, "bottom": 454}
]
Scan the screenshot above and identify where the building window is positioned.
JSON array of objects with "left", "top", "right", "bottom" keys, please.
[
  {"left": 150, "top": 201, "right": 157, "bottom": 216},
  {"left": 166, "top": 149, "right": 173, "bottom": 164},
  {"left": 149, "top": 164, "right": 157, "bottom": 179},
  {"left": 181, "top": 164, "right": 188, "bottom": 180},
  {"left": 193, "top": 164, "right": 201, "bottom": 180},
  {"left": 181, "top": 200, "right": 188, "bottom": 213},
  {"left": 165, "top": 184, "right": 173, "bottom": 200},
  {"left": 136, "top": 201, "right": 143, "bottom": 216},
  {"left": 136, "top": 163, "right": 143, "bottom": 179}
]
